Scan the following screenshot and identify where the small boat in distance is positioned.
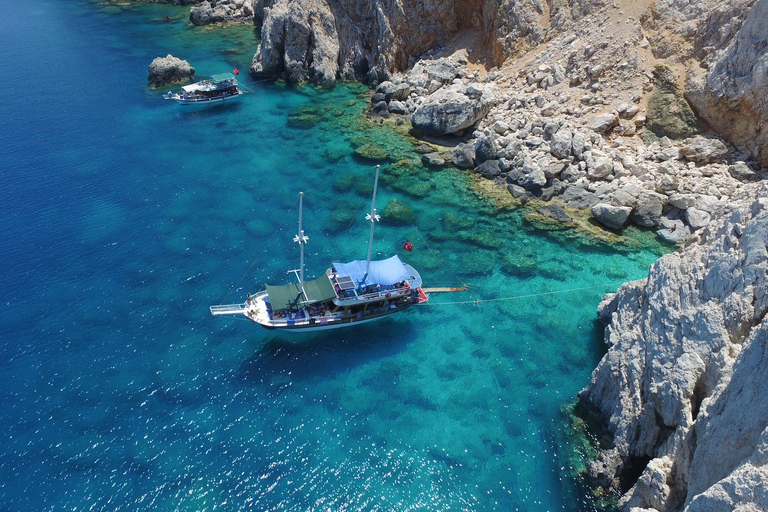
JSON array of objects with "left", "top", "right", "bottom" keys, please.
[
  {"left": 164, "top": 72, "right": 242, "bottom": 105},
  {"left": 210, "top": 165, "right": 428, "bottom": 331}
]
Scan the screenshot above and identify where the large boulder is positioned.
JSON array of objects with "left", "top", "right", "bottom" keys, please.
[
  {"left": 591, "top": 112, "right": 619, "bottom": 134},
  {"left": 474, "top": 160, "right": 502, "bottom": 179},
  {"left": 591, "top": 203, "right": 632, "bottom": 230},
  {"left": 630, "top": 190, "right": 667, "bottom": 227},
  {"left": 679, "top": 136, "right": 729, "bottom": 164},
  {"left": 448, "top": 142, "right": 476, "bottom": 169},
  {"left": 474, "top": 135, "right": 497, "bottom": 164},
  {"left": 148, "top": 54, "right": 195, "bottom": 88},
  {"left": 376, "top": 81, "right": 411, "bottom": 101},
  {"left": 550, "top": 127, "right": 572, "bottom": 159},
  {"left": 517, "top": 160, "right": 547, "bottom": 190},
  {"left": 411, "top": 83, "right": 497, "bottom": 136}
]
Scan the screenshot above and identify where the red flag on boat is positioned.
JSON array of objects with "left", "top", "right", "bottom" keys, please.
[
  {"left": 402, "top": 241, "right": 414, "bottom": 252},
  {"left": 233, "top": 67, "right": 240, "bottom": 75}
]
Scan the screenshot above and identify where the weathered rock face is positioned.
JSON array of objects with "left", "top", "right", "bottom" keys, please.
[
  {"left": 686, "top": 0, "right": 768, "bottom": 167},
  {"left": 249, "top": 0, "right": 616, "bottom": 85},
  {"left": 190, "top": 0, "right": 255, "bottom": 25},
  {"left": 581, "top": 189, "right": 768, "bottom": 511},
  {"left": 251, "top": 0, "right": 457, "bottom": 85},
  {"left": 251, "top": 0, "right": 340, "bottom": 86},
  {"left": 410, "top": 83, "right": 497, "bottom": 136},
  {"left": 591, "top": 203, "right": 632, "bottom": 230},
  {"left": 148, "top": 54, "right": 195, "bottom": 88}
]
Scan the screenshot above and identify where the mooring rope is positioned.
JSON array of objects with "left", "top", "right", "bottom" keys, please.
[
  {"left": 217, "top": 194, "right": 301, "bottom": 305},
  {"left": 420, "top": 283, "right": 623, "bottom": 306},
  {"left": 409, "top": 224, "right": 441, "bottom": 265}
]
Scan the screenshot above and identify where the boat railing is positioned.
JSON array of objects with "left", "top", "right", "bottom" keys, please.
[
  {"left": 210, "top": 303, "right": 247, "bottom": 316},
  {"left": 355, "top": 287, "right": 409, "bottom": 301}
]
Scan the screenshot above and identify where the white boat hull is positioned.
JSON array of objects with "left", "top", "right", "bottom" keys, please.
[
  {"left": 211, "top": 285, "right": 425, "bottom": 333},
  {"left": 168, "top": 92, "right": 243, "bottom": 105}
]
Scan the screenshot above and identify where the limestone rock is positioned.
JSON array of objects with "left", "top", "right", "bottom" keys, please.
[
  {"left": 474, "top": 135, "right": 497, "bottom": 164},
  {"left": 581, "top": 190, "right": 768, "bottom": 511},
  {"left": 591, "top": 203, "right": 632, "bottom": 230},
  {"left": 684, "top": 208, "right": 711, "bottom": 230},
  {"left": 148, "top": 54, "right": 195, "bottom": 88},
  {"left": 592, "top": 112, "right": 619, "bottom": 134},
  {"left": 190, "top": 0, "right": 254, "bottom": 25},
  {"left": 630, "top": 190, "right": 666, "bottom": 227},
  {"left": 588, "top": 156, "right": 614, "bottom": 180},
  {"left": 656, "top": 218, "right": 690, "bottom": 244},
  {"left": 387, "top": 100, "right": 408, "bottom": 114},
  {"left": 679, "top": 136, "right": 729, "bottom": 165},
  {"left": 448, "top": 143, "right": 476, "bottom": 169},
  {"left": 376, "top": 81, "right": 411, "bottom": 101},
  {"left": 550, "top": 127, "right": 573, "bottom": 159},
  {"left": 474, "top": 159, "right": 502, "bottom": 179},
  {"left": 251, "top": 0, "right": 340, "bottom": 86},
  {"left": 686, "top": 0, "right": 768, "bottom": 167},
  {"left": 421, "top": 152, "right": 445, "bottom": 166},
  {"left": 411, "top": 84, "right": 497, "bottom": 136},
  {"left": 728, "top": 162, "right": 758, "bottom": 181}
]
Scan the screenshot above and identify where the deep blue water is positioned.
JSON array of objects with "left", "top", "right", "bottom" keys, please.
[{"left": 0, "top": 2, "right": 666, "bottom": 510}]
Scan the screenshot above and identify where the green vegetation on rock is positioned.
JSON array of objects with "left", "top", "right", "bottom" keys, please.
[{"left": 645, "top": 65, "right": 701, "bottom": 140}]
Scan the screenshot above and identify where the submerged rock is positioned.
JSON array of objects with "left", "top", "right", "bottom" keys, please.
[{"left": 382, "top": 199, "right": 415, "bottom": 225}]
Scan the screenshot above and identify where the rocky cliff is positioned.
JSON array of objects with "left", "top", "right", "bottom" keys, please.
[
  {"left": 581, "top": 188, "right": 768, "bottom": 511},
  {"left": 248, "top": 0, "right": 622, "bottom": 86},
  {"left": 244, "top": 0, "right": 768, "bottom": 169}
]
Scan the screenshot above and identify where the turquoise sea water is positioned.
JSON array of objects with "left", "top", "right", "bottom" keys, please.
[{"left": 0, "top": 2, "right": 666, "bottom": 510}]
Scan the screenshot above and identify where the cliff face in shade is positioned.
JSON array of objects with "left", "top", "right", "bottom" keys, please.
[
  {"left": 686, "top": 0, "right": 768, "bottom": 167},
  {"left": 581, "top": 188, "right": 768, "bottom": 511}
]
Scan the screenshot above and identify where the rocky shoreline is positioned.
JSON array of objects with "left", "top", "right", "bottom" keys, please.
[{"left": 365, "top": 55, "right": 763, "bottom": 246}]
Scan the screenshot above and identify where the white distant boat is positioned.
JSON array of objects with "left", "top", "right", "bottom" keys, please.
[
  {"left": 164, "top": 73, "right": 242, "bottom": 105},
  {"left": 210, "top": 165, "right": 428, "bottom": 332}
]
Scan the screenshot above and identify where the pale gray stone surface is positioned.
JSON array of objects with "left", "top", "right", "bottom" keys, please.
[
  {"left": 591, "top": 203, "right": 632, "bottom": 230},
  {"left": 148, "top": 54, "right": 195, "bottom": 87},
  {"left": 582, "top": 191, "right": 768, "bottom": 511}
]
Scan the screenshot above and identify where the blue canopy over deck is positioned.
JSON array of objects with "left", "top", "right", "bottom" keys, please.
[{"left": 332, "top": 255, "right": 411, "bottom": 287}]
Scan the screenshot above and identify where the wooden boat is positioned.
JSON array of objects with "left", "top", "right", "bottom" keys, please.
[
  {"left": 210, "top": 165, "right": 428, "bottom": 331},
  {"left": 164, "top": 73, "right": 242, "bottom": 105}
]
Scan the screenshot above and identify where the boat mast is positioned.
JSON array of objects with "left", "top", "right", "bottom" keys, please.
[
  {"left": 294, "top": 192, "right": 309, "bottom": 300},
  {"left": 364, "top": 165, "right": 381, "bottom": 284}
]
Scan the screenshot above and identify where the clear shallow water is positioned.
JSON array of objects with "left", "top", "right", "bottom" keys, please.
[{"left": 0, "top": 2, "right": 666, "bottom": 510}]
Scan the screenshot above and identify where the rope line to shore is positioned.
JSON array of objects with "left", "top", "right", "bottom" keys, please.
[
  {"left": 409, "top": 224, "right": 441, "bottom": 264},
  {"left": 420, "top": 282, "right": 624, "bottom": 306},
  {"left": 217, "top": 195, "right": 300, "bottom": 305}
]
